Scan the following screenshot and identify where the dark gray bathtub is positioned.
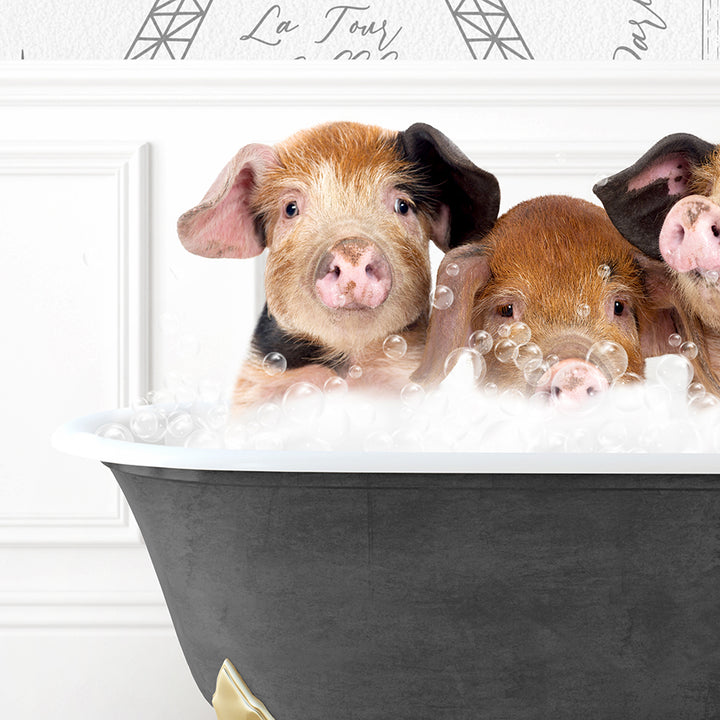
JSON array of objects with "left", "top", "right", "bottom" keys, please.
[{"left": 56, "top": 412, "right": 720, "bottom": 719}]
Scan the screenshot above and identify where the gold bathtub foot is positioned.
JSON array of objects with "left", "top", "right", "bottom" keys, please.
[{"left": 213, "top": 659, "right": 276, "bottom": 720}]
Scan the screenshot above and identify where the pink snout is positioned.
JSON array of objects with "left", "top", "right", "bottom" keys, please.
[
  {"left": 659, "top": 195, "right": 720, "bottom": 274},
  {"left": 547, "top": 359, "right": 610, "bottom": 409},
  {"left": 315, "top": 239, "right": 392, "bottom": 310}
]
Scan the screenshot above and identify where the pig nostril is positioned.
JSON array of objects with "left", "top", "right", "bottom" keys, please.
[
  {"left": 587, "top": 387, "right": 597, "bottom": 397},
  {"left": 332, "top": 266, "right": 341, "bottom": 278},
  {"left": 552, "top": 386, "right": 562, "bottom": 399},
  {"left": 713, "top": 225, "right": 720, "bottom": 238}
]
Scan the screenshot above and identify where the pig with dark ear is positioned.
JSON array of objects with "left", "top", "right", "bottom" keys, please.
[
  {"left": 594, "top": 134, "right": 720, "bottom": 391},
  {"left": 178, "top": 121, "right": 499, "bottom": 409},
  {"left": 413, "top": 195, "right": 694, "bottom": 408}
]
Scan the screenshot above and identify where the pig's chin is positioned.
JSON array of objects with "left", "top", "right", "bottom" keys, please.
[{"left": 677, "top": 271, "right": 720, "bottom": 331}]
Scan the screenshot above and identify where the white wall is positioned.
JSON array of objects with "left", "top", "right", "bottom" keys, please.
[{"left": 1, "top": 63, "right": 720, "bottom": 718}]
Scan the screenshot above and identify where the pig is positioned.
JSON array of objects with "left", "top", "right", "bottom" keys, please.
[
  {"left": 593, "top": 133, "right": 720, "bottom": 391},
  {"left": 412, "top": 195, "right": 691, "bottom": 406},
  {"left": 177, "top": 121, "right": 500, "bottom": 409}
]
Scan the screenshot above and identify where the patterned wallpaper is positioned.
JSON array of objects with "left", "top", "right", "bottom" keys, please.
[{"left": 1, "top": 0, "right": 717, "bottom": 61}]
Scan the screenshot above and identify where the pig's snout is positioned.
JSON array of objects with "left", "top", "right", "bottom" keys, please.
[
  {"left": 547, "top": 359, "right": 610, "bottom": 409},
  {"left": 315, "top": 239, "right": 392, "bottom": 310},
  {"left": 659, "top": 196, "right": 720, "bottom": 275}
]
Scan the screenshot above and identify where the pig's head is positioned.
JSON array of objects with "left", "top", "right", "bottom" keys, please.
[
  {"left": 593, "top": 133, "right": 720, "bottom": 332},
  {"left": 177, "top": 122, "right": 499, "bottom": 358},
  {"left": 413, "top": 196, "right": 677, "bottom": 408}
]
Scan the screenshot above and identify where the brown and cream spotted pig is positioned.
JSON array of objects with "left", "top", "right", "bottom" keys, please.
[
  {"left": 594, "top": 133, "right": 720, "bottom": 392},
  {"left": 412, "top": 195, "right": 695, "bottom": 406},
  {"left": 177, "top": 121, "right": 500, "bottom": 409}
]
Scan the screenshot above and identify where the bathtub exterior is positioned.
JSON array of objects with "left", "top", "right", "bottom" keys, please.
[{"left": 105, "top": 462, "right": 720, "bottom": 720}]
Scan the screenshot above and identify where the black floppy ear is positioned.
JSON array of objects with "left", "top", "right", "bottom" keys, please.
[
  {"left": 399, "top": 123, "right": 500, "bottom": 251},
  {"left": 593, "top": 133, "right": 716, "bottom": 260}
]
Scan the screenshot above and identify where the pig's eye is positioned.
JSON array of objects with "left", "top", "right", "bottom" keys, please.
[
  {"left": 394, "top": 198, "right": 411, "bottom": 215},
  {"left": 284, "top": 201, "right": 299, "bottom": 218},
  {"left": 614, "top": 300, "right": 625, "bottom": 316},
  {"left": 499, "top": 304, "right": 514, "bottom": 318}
]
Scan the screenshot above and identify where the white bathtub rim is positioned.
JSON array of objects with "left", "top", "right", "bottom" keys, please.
[{"left": 51, "top": 409, "right": 720, "bottom": 475}]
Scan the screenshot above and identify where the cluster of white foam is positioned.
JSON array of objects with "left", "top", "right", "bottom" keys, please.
[{"left": 95, "top": 348, "right": 720, "bottom": 453}]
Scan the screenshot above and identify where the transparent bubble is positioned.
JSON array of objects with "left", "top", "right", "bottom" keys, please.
[
  {"left": 130, "top": 395, "right": 149, "bottom": 412},
  {"left": 445, "top": 262, "right": 460, "bottom": 277},
  {"left": 400, "top": 381, "right": 426, "bottom": 408},
  {"left": 597, "top": 421, "right": 628, "bottom": 451},
  {"left": 282, "top": 382, "right": 324, "bottom": 423},
  {"left": 494, "top": 338, "right": 518, "bottom": 364},
  {"left": 96, "top": 422, "right": 133, "bottom": 442},
  {"left": 184, "top": 428, "right": 219, "bottom": 449},
  {"left": 166, "top": 411, "right": 195, "bottom": 440},
  {"left": 483, "top": 382, "right": 498, "bottom": 395},
  {"left": 382, "top": 334, "right": 408, "bottom": 360},
  {"left": 704, "top": 270, "right": 719, "bottom": 284},
  {"left": 586, "top": 340, "right": 628, "bottom": 380},
  {"left": 508, "top": 322, "right": 531, "bottom": 346},
  {"left": 223, "top": 422, "right": 248, "bottom": 449},
  {"left": 431, "top": 285, "right": 454, "bottom": 310},
  {"left": 688, "top": 382, "right": 706, "bottom": 400},
  {"left": 363, "top": 431, "right": 394, "bottom": 452},
  {"left": 545, "top": 354, "right": 560, "bottom": 368},
  {"left": 130, "top": 407, "right": 165, "bottom": 441},
  {"left": 392, "top": 428, "right": 422, "bottom": 451},
  {"left": 324, "top": 376, "right": 349, "bottom": 395},
  {"left": 468, "top": 329, "right": 493, "bottom": 355},
  {"left": 680, "top": 341, "right": 698, "bottom": 360},
  {"left": 655, "top": 354, "right": 694, "bottom": 393},
  {"left": 146, "top": 388, "right": 176, "bottom": 411},
  {"left": 497, "top": 323, "right": 511, "bottom": 338},
  {"left": 597, "top": 264, "right": 611, "bottom": 279},
  {"left": 576, "top": 303, "right": 591, "bottom": 319},
  {"left": 262, "top": 352, "right": 287, "bottom": 376},
  {"left": 256, "top": 402, "right": 282, "bottom": 428},
  {"left": 443, "top": 347, "right": 486, "bottom": 381},
  {"left": 668, "top": 333, "right": 682, "bottom": 348},
  {"left": 498, "top": 389, "right": 526, "bottom": 416},
  {"left": 689, "top": 393, "right": 720, "bottom": 412},
  {"left": 348, "top": 364, "right": 363, "bottom": 379},
  {"left": 514, "top": 342, "right": 543, "bottom": 371}
]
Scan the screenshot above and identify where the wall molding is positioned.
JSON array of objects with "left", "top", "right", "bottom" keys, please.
[
  {"left": 0, "top": 142, "right": 150, "bottom": 547},
  {"left": 0, "top": 61, "right": 719, "bottom": 107}
]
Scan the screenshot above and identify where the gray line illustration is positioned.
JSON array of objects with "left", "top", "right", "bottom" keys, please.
[
  {"left": 703, "top": 0, "right": 719, "bottom": 59},
  {"left": 126, "top": 0, "right": 214, "bottom": 59},
  {"left": 446, "top": 0, "right": 533, "bottom": 60}
]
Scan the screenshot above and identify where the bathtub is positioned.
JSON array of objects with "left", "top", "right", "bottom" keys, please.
[{"left": 53, "top": 409, "right": 720, "bottom": 719}]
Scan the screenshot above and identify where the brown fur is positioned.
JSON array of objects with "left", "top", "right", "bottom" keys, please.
[{"left": 415, "top": 196, "right": 683, "bottom": 392}]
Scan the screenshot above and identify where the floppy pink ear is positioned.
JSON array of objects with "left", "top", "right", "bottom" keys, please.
[{"left": 177, "top": 143, "right": 280, "bottom": 259}]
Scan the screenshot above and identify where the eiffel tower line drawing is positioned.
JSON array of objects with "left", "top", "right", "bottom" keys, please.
[
  {"left": 125, "top": 0, "right": 214, "bottom": 59},
  {"left": 446, "top": 0, "right": 533, "bottom": 60}
]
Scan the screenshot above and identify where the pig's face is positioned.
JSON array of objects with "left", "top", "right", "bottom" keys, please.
[
  {"left": 413, "top": 196, "right": 675, "bottom": 405},
  {"left": 252, "top": 124, "right": 438, "bottom": 355},
  {"left": 594, "top": 134, "right": 720, "bottom": 332}
]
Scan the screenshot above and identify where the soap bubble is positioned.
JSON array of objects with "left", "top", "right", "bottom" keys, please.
[
  {"left": 282, "top": 382, "right": 324, "bottom": 423},
  {"left": 689, "top": 393, "right": 720, "bottom": 412},
  {"left": 348, "top": 364, "right": 363, "bottom": 379},
  {"left": 654, "top": 354, "right": 693, "bottom": 392},
  {"left": 383, "top": 334, "right": 407, "bottom": 360},
  {"left": 514, "top": 342, "right": 543, "bottom": 371},
  {"left": 688, "top": 382, "right": 706, "bottom": 400},
  {"left": 443, "top": 347, "right": 486, "bottom": 381},
  {"left": 256, "top": 402, "right": 282, "bottom": 428},
  {"left": 597, "top": 421, "right": 628, "bottom": 451},
  {"left": 392, "top": 428, "right": 422, "bottom": 451},
  {"left": 400, "top": 381, "right": 425, "bottom": 408},
  {"left": 597, "top": 264, "right": 611, "bottom": 279},
  {"left": 165, "top": 411, "right": 194, "bottom": 440},
  {"left": 508, "top": 322, "right": 531, "bottom": 346},
  {"left": 680, "top": 341, "right": 698, "bottom": 360},
  {"left": 468, "top": 330, "right": 493, "bottom": 355},
  {"left": 445, "top": 262, "right": 460, "bottom": 277},
  {"left": 431, "top": 285, "right": 454, "bottom": 310},
  {"left": 262, "top": 352, "right": 287, "bottom": 376},
  {"left": 184, "top": 428, "right": 219, "bottom": 449},
  {"left": 545, "top": 354, "right": 560, "bottom": 368},
  {"left": 323, "top": 376, "right": 349, "bottom": 395},
  {"left": 494, "top": 338, "right": 518, "bottom": 364},
  {"left": 497, "top": 323, "right": 511, "bottom": 338},
  {"left": 576, "top": 303, "right": 591, "bottom": 318},
  {"left": 96, "top": 423, "right": 133, "bottom": 442},
  {"left": 586, "top": 340, "right": 628, "bottom": 380},
  {"left": 130, "top": 396, "right": 149, "bottom": 412},
  {"left": 704, "top": 270, "right": 719, "bottom": 284},
  {"left": 524, "top": 361, "right": 550, "bottom": 387},
  {"left": 130, "top": 407, "right": 165, "bottom": 441},
  {"left": 499, "top": 389, "right": 526, "bottom": 416},
  {"left": 668, "top": 333, "right": 682, "bottom": 348}
]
